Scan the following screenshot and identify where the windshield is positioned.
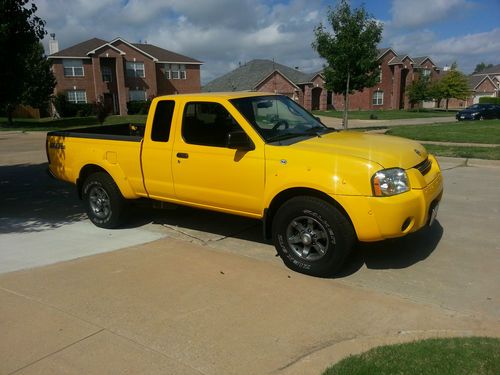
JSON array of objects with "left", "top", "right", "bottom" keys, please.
[{"left": 230, "top": 95, "right": 334, "bottom": 143}]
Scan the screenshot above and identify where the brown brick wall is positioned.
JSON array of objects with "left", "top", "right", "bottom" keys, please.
[
  {"left": 156, "top": 64, "right": 201, "bottom": 95},
  {"left": 112, "top": 41, "right": 158, "bottom": 100},
  {"left": 51, "top": 59, "right": 96, "bottom": 102},
  {"left": 51, "top": 39, "right": 202, "bottom": 115}
]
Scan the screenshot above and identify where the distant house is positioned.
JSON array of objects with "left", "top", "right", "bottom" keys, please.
[
  {"left": 332, "top": 48, "right": 441, "bottom": 111},
  {"left": 48, "top": 36, "right": 203, "bottom": 115},
  {"left": 441, "top": 64, "right": 500, "bottom": 109},
  {"left": 467, "top": 64, "right": 500, "bottom": 104},
  {"left": 203, "top": 59, "right": 329, "bottom": 111}
]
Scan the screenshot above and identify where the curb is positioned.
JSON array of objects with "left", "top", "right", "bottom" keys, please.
[
  {"left": 279, "top": 329, "right": 500, "bottom": 374},
  {"left": 437, "top": 156, "right": 500, "bottom": 168}
]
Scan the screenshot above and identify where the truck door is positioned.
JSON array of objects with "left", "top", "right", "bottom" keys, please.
[
  {"left": 172, "top": 100, "right": 265, "bottom": 216},
  {"left": 141, "top": 99, "right": 177, "bottom": 200}
]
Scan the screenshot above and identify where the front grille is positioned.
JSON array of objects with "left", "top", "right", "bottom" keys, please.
[{"left": 414, "top": 158, "right": 432, "bottom": 176}]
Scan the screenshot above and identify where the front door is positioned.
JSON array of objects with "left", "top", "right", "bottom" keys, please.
[{"left": 172, "top": 101, "right": 265, "bottom": 216}]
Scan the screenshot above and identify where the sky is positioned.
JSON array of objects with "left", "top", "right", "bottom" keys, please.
[{"left": 36, "top": 0, "right": 500, "bottom": 84}]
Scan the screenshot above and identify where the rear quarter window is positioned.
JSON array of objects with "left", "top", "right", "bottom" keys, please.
[{"left": 151, "top": 100, "right": 175, "bottom": 142}]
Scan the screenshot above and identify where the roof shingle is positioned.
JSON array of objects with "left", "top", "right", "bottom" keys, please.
[
  {"left": 203, "top": 59, "right": 315, "bottom": 92},
  {"left": 49, "top": 37, "right": 201, "bottom": 64}
]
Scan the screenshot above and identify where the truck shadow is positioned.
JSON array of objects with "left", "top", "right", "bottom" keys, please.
[
  {"left": 1, "top": 162, "right": 443, "bottom": 275},
  {"left": 336, "top": 221, "right": 444, "bottom": 278},
  {"left": 0, "top": 163, "right": 86, "bottom": 234}
]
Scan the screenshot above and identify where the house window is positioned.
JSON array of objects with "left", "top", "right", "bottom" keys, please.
[
  {"left": 102, "top": 66, "right": 113, "bottom": 82},
  {"left": 422, "top": 69, "right": 431, "bottom": 78},
  {"left": 126, "top": 61, "right": 145, "bottom": 78},
  {"left": 129, "top": 90, "right": 147, "bottom": 101},
  {"left": 164, "top": 64, "right": 186, "bottom": 80},
  {"left": 372, "top": 91, "right": 383, "bottom": 106},
  {"left": 63, "top": 59, "right": 84, "bottom": 77},
  {"left": 67, "top": 90, "right": 87, "bottom": 104},
  {"left": 378, "top": 65, "right": 382, "bottom": 83}
]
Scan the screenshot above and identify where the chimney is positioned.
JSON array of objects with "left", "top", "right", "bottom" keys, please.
[{"left": 49, "top": 33, "right": 59, "bottom": 54}]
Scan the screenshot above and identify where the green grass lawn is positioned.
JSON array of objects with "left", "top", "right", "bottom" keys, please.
[
  {"left": 0, "top": 115, "right": 147, "bottom": 131},
  {"left": 322, "top": 337, "right": 500, "bottom": 375},
  {"left": 314, "top": 109, "right": 456, "bottom": 120},
  {"left": 386, "top": 120, "right": 500, "bottom": 144}
]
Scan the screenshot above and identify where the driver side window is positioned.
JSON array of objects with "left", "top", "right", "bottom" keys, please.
[{"left": 182, "top": 102, "right": 242, "bottom": 147}]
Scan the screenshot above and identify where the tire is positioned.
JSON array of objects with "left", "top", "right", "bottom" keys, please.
[
  {"left": 82, "top": 172, "right": 126, "bottom": 228},
  {"left": 272, "top": 196, "right": 355, "bottom": 277}
]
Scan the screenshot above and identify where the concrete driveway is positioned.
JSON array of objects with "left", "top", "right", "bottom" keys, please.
[{"left": 1, "top": 131, "right": 499, "bottom": 374}]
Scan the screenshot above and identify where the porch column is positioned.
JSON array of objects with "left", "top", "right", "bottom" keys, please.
[{"left": 115, "top": 56, "right": 128, "bottom": 115}]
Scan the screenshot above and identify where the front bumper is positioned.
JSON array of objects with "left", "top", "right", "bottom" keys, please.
[
  {"left": 456, "top": 113, "right": 478, "bottom": 121},
  {"left": 334, "top": 156, "right": 444, "bottom": 242}
]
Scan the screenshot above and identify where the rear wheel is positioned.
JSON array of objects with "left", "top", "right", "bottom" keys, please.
[
  {"left": 272, "top": 196, "right": 355, "bottom": 277},
  {"left": 82, "top": 172, "right": 126, "bottom": 228}
]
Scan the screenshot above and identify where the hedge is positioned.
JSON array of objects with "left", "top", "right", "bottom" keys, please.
[
  {"left": 479, "top": 97, "right": 500, "bottom": 105},
  {"left": 127, "top": 100, "right": 152, "bottom": 115}
]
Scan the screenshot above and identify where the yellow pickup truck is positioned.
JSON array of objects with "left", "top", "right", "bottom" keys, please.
[{"left": 47, "top": 92, "right": 443, "bottom": 276}]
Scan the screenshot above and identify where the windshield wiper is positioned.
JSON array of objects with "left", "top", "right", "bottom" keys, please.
[
  {"left": 266, "top": 133, "right": 306, "bottom": 143},
  {"left": 305, "top": 126, "right": 337, "bottom": 138}
]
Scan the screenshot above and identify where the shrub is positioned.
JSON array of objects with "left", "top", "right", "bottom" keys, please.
[
  {"left": 53, "top": 94, "right": 94, "bottom": 117},
  {"left": 479, "top": 97, "right": 500, "bottom": 105},
  {"left": 127, "top": 100, "right": 151, "bottom": 115}
]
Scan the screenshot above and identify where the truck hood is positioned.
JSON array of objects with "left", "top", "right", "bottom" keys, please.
[{"left": 290, "top": 131, "right": 428, "bottom": 169}]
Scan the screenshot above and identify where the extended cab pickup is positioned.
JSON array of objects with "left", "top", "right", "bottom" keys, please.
[{"left": 47, "top": 92, "right": 443, "bottom": 276}]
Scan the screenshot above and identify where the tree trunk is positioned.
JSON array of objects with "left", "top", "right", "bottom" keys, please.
[
  {"left": 6, "top": 104, "right": 14, "bottom": 126},
  {"left": 445, "top": 98, "right": 449, "bottom": 112},
  {"left": 343, "top": 72, "right": 350, "bottom": 129}
]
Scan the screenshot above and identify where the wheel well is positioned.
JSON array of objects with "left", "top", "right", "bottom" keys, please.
[
  {"left": 263, "top": 188, "right": 353, "bottom": 239},
  {"left": 77, "top": 164, "right": 108, "bottom": 199}
]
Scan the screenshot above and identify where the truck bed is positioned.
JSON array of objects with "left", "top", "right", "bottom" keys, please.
[{"left": 47, "top": 123, "right": 145, "bottom": 142}]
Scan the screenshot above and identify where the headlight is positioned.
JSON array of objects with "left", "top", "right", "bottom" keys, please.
[{"left": 371, "top": 168, "right": 409, "bottom": 196}]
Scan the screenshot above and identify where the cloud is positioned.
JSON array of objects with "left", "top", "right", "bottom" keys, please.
[
  {"left": 35, "top": 0, "right": 499, "bottom": 85},
  {"left": 36, "top": 0, "right": 325, "bottom": 84},
  {"left": 383, "top": 28, "right": 500, "bottom": 73},
  {"left": 390, "top": 0, "right": 473, "bottom": 28}
]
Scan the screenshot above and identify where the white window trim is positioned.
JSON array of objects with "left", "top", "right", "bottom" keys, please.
[
  {"left": 164, "top": 63, "right": 186, "bottom": 80},
  {"left": 63, "top": 59, "right": 84, "bottom": 77},
  {"left": 129, "top": 90, "right": 147, "bottom": 101},
  {"left": 372, "top": 91, "right": 384, "bottom": 106},
  {"left": 126, "top": 61, "right": 145, "bottom": 78},
  {"left": 67, "top": 90, "right": 87, "bottom": 104}
]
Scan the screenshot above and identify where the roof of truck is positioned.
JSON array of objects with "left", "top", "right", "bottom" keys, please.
[{"left": 155, "top": 92, "right": 280, "bottom": 101}]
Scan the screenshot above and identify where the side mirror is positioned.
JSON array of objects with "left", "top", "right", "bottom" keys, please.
[{"left": 226, "top": 130, "right": 255, "bottom": 151}]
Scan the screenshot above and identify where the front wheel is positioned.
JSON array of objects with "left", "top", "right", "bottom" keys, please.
[
  {"left": 272, "top": 196, "right": 355, "bottom": 277},
  {"left": 82, "top": 172, "right": 126, "bottom": 228}
]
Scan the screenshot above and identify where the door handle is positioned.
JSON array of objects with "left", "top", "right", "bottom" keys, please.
[{"left": 176, "top": 152, "right": 189, "bottom": 159}]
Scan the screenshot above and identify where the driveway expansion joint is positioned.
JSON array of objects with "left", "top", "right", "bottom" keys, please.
[{"left": 7, "top": 329, "right": 105, "bottom": 375}]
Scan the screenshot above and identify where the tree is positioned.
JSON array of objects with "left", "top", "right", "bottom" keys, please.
[
  {"left": 435, "top": 69, "right": 470, "bottom": 111},
  {"left": 407, "top": 76, "right": 430, "bottom": 111},
  {"left": 312, "top": 0, "right": 382, "bottom": 129},
  {"left": 21, "top": 42, "right": 55, "bottom": 113},
  {"left": 473, "top": 62, "right": 493, "bottom": 74},
  {"left": 0, "top": 0, "right": 54, "bottom": 124},
  {"left": 428, "top": 80, "right": 445, "bottom": 109}
]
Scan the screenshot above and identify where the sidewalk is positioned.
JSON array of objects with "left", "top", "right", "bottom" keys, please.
[
  {"left": 1, "top": 238, "right": 499, "bottom": 375},
  {"left": 318, "top": 115, "right": 456, "bottom": 129}
]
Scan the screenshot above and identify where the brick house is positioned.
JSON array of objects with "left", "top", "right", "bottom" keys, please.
[
  {"left": 440, "top": 64, "right": 500, "bottom": 109},
  {"left": 203, "top": 59, "right": 329, "bottom": 111},
  {"left": 333, "top": 48, "right": 440, "bottom": 111},
  {"left": 48, "top": 37, "right": 202, "bottom": 115}
]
